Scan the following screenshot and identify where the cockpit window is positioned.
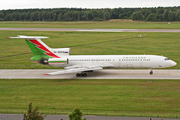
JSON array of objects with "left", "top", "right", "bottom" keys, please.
[{"left": 165, "top": 57, "right": 170, "bottom": 60}]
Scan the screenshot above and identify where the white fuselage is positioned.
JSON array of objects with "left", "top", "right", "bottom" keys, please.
[{"left": 49, "top": 55, "right": 177, "bottom": 69}]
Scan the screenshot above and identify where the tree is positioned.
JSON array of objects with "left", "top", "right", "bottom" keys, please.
[
  {"left": 41, "top": 11, "right": 45, "bottom": 21},
  {"left": 176, "top": 9, "right": 180, "bottom": 20},
  {"left": 77, "top": 11, "right": 82, "bottom": 21},
  {"left": 21, "top": 12, "right": 26, "bottom": 21},
  {"left": 131, "top": 11, "right": 144, "bottom": 20},
  {"left": 10, "top": 12, "right": 17, "bottom": 21},
  {"left": 163, "top": 9, "right": 169, "bottom": 21},
  {"left": 157, "top": 14, "right": 163, "bottom": 21},
  {"left": 30, "top": 12, "right": 37, "bottom": 21},
  {"left": 153, "top": 13, "right": 158, "bottom": 21},
  {"left": 25, "top": 12, "right": 31, "bottom": 21},
  {"left": 58, "top": 13, "right": 63, "bottom": 21},
  {"left": 38, "top": 12, "right": 42, "bottom": 21},
  {"left": 24, "top": 103, "right": 46, "bottom": 120},
  {"left": 47, "top": 12, "right": 52, "bottom": 21},
  {"left": 178, "top": 15, "right": 180, "bottom": 21},
  {"left": 52, "top": 13, "right": 57, "bottom": 21},
  {"left": 146, "top": 13, "right": 158, "bottom": 21},
  {"left": 92, "top": 10, "right": 99, "bottom": 18},
  {"left": 68, "top": 108, "right": 86, "bottom": 120},
  {"left": 0, "top": 12, "right": 5, "bottom": 18},
  {"left": 111, "top": 8, "right": 119, "bottom": 19},
  {"left": 64, "top": 11, "right": 73, "bottom": 21},
  {"left": 0, "top": 12, "right": 4, "bottom": 21},
  {"left": 4, "top": 13, "right": 10, "bottom": 21},
  {"left": 104, "top": 11, "right": 110, "bottom": 20},
  {"left": 168, "top": 11, "right": 176, "bottom": 21},
  {"left": 146, "top": 13, "right": 154, "bottom": 21},
  {"left": 87, "top": 11, "right": 94, "bottom": 21}
]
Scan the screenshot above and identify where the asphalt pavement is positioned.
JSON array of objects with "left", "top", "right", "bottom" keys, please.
[
  {"left": 1, "top": 69, "right": 180, "bottom": 79},
  {"left": 1, "top": 28, "right": 180, "bottom": 32},
  {"left": 0, "top": 114, "right": 179, "bottom": 120}
]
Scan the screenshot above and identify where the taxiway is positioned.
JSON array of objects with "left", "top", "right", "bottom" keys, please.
[
  {"left": 0, "top": 28, "right": 180, "bottom": 32},
  {"left": 0, "top": 69, "right": 180, "bottom": 79}
]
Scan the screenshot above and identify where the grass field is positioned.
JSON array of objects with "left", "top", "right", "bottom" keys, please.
[
  {"left": 0, "top": 20, "right": 180, "bottom": 29},
  {"left": 0, "top": 30, "right": 179, "bottom": 69},
  {"left": 0, "top": 21, "right": 180, "bottom": 118},
  {"left": 0, "top": 79, "right": 180, "bottom": 118}
]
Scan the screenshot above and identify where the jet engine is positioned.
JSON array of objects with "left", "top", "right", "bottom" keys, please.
[{"left": 48, "top": 58, "right": 68, "bottom": 67}]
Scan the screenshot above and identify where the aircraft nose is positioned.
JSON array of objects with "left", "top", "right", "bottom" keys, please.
[{"left": 171, "top": 61, "right": 177, "bottom": 66}]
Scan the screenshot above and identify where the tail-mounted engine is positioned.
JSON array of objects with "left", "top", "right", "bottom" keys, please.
[
  {"left": 31, "top": 55, "right": 69, "bottom": 67},
  {"left": 48, "top": 58, "right": 69, "bottom": 67},
  {"left": 32, "top": 57, "right": 68, "bottom": 67}
]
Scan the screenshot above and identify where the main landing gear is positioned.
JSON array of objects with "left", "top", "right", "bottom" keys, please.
[
  {"left": 76, "top": 72, "right": 87, "bottom": 77},
  {"left": 149, "top": 68, "right": 153, "bottom": 75},
  {"left": 76, "top": 70, "right": 93, "bottom": 77}
]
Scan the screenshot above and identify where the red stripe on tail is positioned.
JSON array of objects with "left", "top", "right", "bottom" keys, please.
[{"left": 29, "top": 40, "right": 60, "bottom": 58}]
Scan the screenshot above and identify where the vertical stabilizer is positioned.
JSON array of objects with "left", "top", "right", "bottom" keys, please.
[{"left": 7, "top": 35, "right": 60, "bottom": 63}]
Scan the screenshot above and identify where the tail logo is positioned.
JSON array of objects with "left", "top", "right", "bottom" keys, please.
[{"left": 29, "top": 40, "right": 60, "bottom": 58}]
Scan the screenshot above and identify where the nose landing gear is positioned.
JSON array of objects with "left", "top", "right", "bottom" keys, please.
[
  {"left": 76, "top": 72, "right": 87, "bottom": 77},
  {"left": 149, "top": 68, "right": 153, "bottom": 75},
  {"left": 150, "top": 70, "right": 153, "bottom": 75}
]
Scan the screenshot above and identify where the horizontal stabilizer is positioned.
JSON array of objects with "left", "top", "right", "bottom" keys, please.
[{"left": 6, "top": 35, "right": 49, "bottom": 39}]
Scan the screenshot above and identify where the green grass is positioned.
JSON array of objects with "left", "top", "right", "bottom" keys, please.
[
  {"left": 0, "top": 31, "right": 179, "bottom": 69},
  {"left": 0, "top": 20, "right": 180, "bottom": 29},
  {"left": 0, "top": 79, "right": 180, "bottom": 118}
]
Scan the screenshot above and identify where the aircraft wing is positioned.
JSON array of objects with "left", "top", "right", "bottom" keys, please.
[{"left": 44, "top": 64, "right": 114, "bottom": 75}]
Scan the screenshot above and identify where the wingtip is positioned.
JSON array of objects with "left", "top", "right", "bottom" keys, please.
[
  {"left": 44, "top": 74, "right": 50, "bottom": 75},
  {"left": 5, "top": 37, "right": 10, "bottom": 39}
]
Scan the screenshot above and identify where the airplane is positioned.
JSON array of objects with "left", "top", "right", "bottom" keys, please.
[{"left": 7, "top": 35, "right": 177, "bottom": 77}]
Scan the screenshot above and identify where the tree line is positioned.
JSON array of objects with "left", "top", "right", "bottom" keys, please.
[{"left": 0, "top": 7, "right": 180, "bottom": 22}]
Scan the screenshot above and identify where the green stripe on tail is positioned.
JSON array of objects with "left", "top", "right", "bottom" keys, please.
[{"left": 25, "top": 40, "right": 52, "bottom": 61}]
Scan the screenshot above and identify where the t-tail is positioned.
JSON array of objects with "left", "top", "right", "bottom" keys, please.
[{"left": 7, "top": 35, "right": 70, "bottom": 65}]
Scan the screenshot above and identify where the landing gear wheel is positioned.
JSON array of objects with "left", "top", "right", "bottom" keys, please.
[
  {"left": 80, "top": 73, "right": 84, "bottom": 77},
  {"left": 84, "top": 73, "right": 87, "bottom": 77},
  {"left": 150, "top": 71, "right": 153, "bottom": 75},
  {"left": 76, "top": 73, "right": 80, "bottom": 77},
  {"left": 76, "top": 73, "right": 87, "bottom": 77}
]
